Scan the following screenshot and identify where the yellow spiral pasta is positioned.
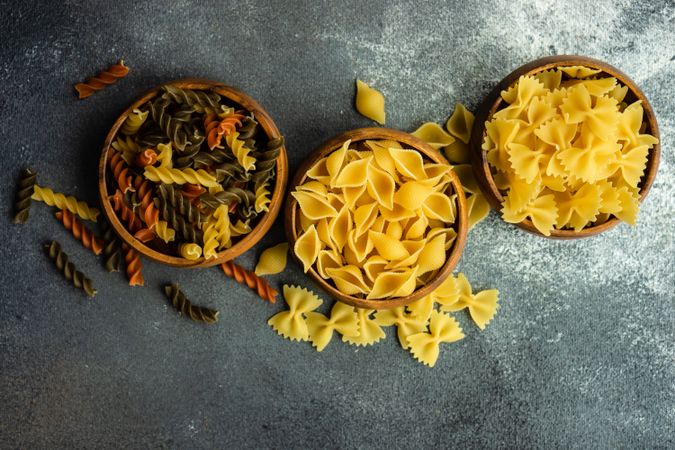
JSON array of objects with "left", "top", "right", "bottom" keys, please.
[
  {"left": 254, "top": 183, "right": 271, "bottom": 213},
  {"left": 156, "top": 142, "right": 173, "bottom": 168},
  {"left": 202, "top": 205, "right": 230, "bottom": 259},
  {"left": 154, "top": 220, "right": 175, "bottom": 243},
  {"left": 31, "top": 185, "right": 100, "bottom": 222},
  {"left": 143, "top": 166, "right": 219, "bottom": 188},
  {"left": 120, "top": 108, "right": 149, "bottom": 136},
  {"left": 178, "top": 243, "right": 202, "bottom": 260},
  {"left": 225, "top": 131, "right": 256, "bottom": 171},
  {"left": 112, "top": 135, "right": 141, "bottom": 165}
]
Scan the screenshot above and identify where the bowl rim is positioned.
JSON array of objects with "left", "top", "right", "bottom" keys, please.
[
  {"left": 98, "top": 78, "right": 288, "bottom": 268},
  {"left": 470, "top": 55, "right": 661, "bottom": 239},
  {"left": 284, "top": 127, "right": 468, "bottom": 310}
]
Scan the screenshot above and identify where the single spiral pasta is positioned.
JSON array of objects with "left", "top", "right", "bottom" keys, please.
[
  {"left": 32, "top": 185, "right": 100, "bottom": 222},
  {"left": 132, "top": 176, "right": 160, "bottom": 228},
  {"left": 150, "top": 97, "right": 189, "bottom": 151},
  {"left": 13, "top": 168, "right": 37, "bottom": 224},
  {"left": 202, "top": 205, "right": 230, "bottom": 259},
  {"left": 144, "top": 166, "right": 219, "bottom": 188},
  {"left": 225, "top": 131, "right": 256, "bottom": 171},
  {"left": 158, "top": 198, "right": 203, "bottom": 243},
  {"left": 178, "top": 242, "right": 202, "bottom": 260},
  {"left": 109, "top": 151, "right": 135, "bottom": 193},
  {"left": 112, "top": 135, "right": 141, "bottom": 165},
  {"left": 134, "top": 149, "right": 158, "bottom": 167},
  {"left": 54, "top": 210, "right": 104, "bottom": 255},
  {"left": 208, "top": 113, "right": 245, "bottom": 150},
  {"left": 254, "top": 183, "right": 271, "bottom": 213},
  {"left": 163, "top": 283, "right": 220, "bottom": 324},
  {"left": 101, "top": 221, "right": 121, "bottom": 272},
  {"left": 121, "top": 108, "right": 149, "bottom": 135},
  {"left": 154, "top": 220, "right": 176, "bottom": 243},
  {"left": 157, "top": 183, "right": 204, "bottom": 225},
  {"left": 219, "top": 260, "right": 278, "bottom": 303},
  {"left": 74, "top": 60, "right": 129, "bottom": 99},
  {"left": 46, "top": 240, "right": 97, "bottom": 297},
  {"left": 109, "top": 189, "right": 143, "bottom": 232},
  {"left": 122, "top": 243, "right": 144, "bottom": 286},
  {"left": 161, "top": 85, "right": 222, "bottom": 111},
  {"left": 251, "top": 136, "right": 282, "bottom": 190}
]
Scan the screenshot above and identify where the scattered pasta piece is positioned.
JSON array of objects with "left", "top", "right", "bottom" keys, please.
[
  {"left": 255, "top": 243, "right": 289, "bottom": 276},
  {"left": 13, "top": 168, "right": 37, "bottom": 224},
  {"left": 411, "top": 122, "right": 455, "bottom": 149},
  {"left": 32, "top": 185, "right": 100, "bottom": 222},
  {"left": 355, "top": 80, "right": 385, "bottom": 124},
  {"left": 74, "top": 60, "right": 129, "bottom": 99},
  {"left": 45, "top": 240, "right": 97, "bottom": 298},
  {"left": 164, "top": 284, "right": 219, "bottom": 324},
  {"left": 439, "top": 273, "right": 499, "bottom": 330},
  {"left": 342, "top": 308, "right": 385, "bottom": 346},
  {"left": 268, "top": 285, "right": 323, "bottom": 341},
  {"left": 306, "top": 302, "right": 359, "bottom": 352},
  {"left": 445, "top": 103, "right": 475, "bottom": 144},
  {"left": 220, "top": 260, "right": 278, "bottom": 303},
  {"left": 374, "top": 306, "right": 427, "bottom": 349},
  {"left": 407, "top": 311, "right": 464, "bottom": 367}
]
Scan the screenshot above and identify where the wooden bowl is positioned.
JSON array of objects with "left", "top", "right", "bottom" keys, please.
[
  {"left": 284, "top": 128, "right": 468, "bottom": 310},
  {"left": 99, "top": 79, "right": 288, "bottom": 267},
  {"left": 470, "top": 55, "right": 661, "bottom": 239}
]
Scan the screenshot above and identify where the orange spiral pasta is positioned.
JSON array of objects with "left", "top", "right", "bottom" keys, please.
[
  {"left": 74, "top": 60, "right": 129, "bottom": 99},
  {"left": 109, "top": 189, "right": 142, "bottom": 232},
  {"left": 122, "top": 243, "right": 144, "bottom": 286},
  {"left": 134, "top": 228, "right": 155, "bottom": 243},
  {"left": 109, "top": 151, "right": 135, "bottom": 193},
  {"left": 181, "top": 183, "right": 206, "bottom": 200},
  {"left": 134, "top": 148, "right": 158, "bottom": 167},
  {"left": 54, "top": 210, "right": 104, "bottom": 255},
  {"left": 219, "top": 260, "right": 278, "bottom": 303},
  {"left": 132, "top": 176, "right": 160, "bottom": 229},
  {"left": 207, "top": 113, "right": 245, "bottom": 150}
]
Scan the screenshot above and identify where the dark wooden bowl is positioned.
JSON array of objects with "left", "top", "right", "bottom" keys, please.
[
  {"left": 284, "top": 128, "right": 468, "bottom": 310},
  {"left": 470, "top": 55, "right": 660, "bottom": 239},
  {"left": 99, "top": 79, "right": 288, "bottom": 267}
]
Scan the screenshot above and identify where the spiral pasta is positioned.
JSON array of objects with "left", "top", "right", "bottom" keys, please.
[
  {"left": 225, "top": 131, "right": 256, "bottom": 171},
  {"left": 202, "top": 205, "right": 230, "bottom": 259},
  {"left": 220, "top": 260, "right": 278, "bottom": 303},
  {"left": 144, "top": 166, "right": 219, "bottom": 188},
  {"left": 109, "top": 151, "right": 135, "bottom": 193},
  {"left": 13, "top": 168, "right": 37, "bottom": 224},
  {"left": 32, "top": 185, "right": 100, "bottom": 222},
  {"left": 74, "top": 60, "right": 129, "bottom": 99},
  {"left": 161, "top": 85, "right": 222, "bottom": 111},
  {"left": 46, "top": 240, "right": 97, "bottom": 297},
  {"left": 101, "top": 221, "right": 121, "bottom": 272},
  {"left": 109, "top": 189, "right": 142, "bottom": 232},
  {"left": 54, "top": 210, "right": 104, "bottom": 255},
  {"left": 157, "top": 183, "right": 203, "bottom": 225},
  {"left": 134, "top": 149, "right": 157, "bottom": 167},
  {"left": 154, "top": 220, "right": 176, "bottom": 243},
  {"left": 254, "top": 183, "right": 271, "bottom": 213},
  {"left": 150, "top": 97, "right": 189, "bottom": 151},
  {"left": 163, "top": 283, "right": 220, "bottom": 324},
  {"left": 157, "top": 198, "right": 203, "bottom": 243},
  {"left": 178, "top": 243, "right": 202, "bottom": 260},
  {"left": 121, "top": 108, "right": 149, "bottom": 136},
  {"left": 208, "top": 112, "right": 245, "bottom": 150},
  {"left": 122, "top": 243, "right": 144, "bottom": 286}
]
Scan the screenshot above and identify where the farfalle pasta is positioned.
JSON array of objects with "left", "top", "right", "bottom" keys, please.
[
  {"left": 268, "top": 285, "right": 323, "bottom": 341},
  {"left": 292, "top": 139, "right": 460, "bottom": 300},
  {"left": 482, "top": 66, "right": 659, "bottom": 235}
]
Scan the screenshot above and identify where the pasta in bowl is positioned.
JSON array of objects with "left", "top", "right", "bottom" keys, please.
[
  {"left": 470, "top": 55, "right": 660, "bottom": 238},
  {"left": 98, "top": 79, "right": 288, "bottom": 267},
  {"left": 285, "top": 128, "right": 468, "bottom": 310}
]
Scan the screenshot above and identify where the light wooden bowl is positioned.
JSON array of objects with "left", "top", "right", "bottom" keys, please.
[
  {"left": 99, "top": 79, "right": 288, "bottom": 268},
  {"left": 470, "top": 55, "right": 660, "bottom": 239},
  {"left": 284, "top": 128, "right": 468, "bottom": 310}
]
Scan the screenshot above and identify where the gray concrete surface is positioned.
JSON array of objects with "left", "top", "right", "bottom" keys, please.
[{"left": 0, "top": 0, "right": 673, "bottom": 448}]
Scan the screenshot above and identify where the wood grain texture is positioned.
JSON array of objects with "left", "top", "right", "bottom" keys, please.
[
  {"left": 99, "top": 79, "right": 288, "bottom": 267},
  {"left": 470, "top": 55, "right": 660, "bottom": 239},
  {"left": 284, "top": 128, "right": 468, "bottom": 310}
]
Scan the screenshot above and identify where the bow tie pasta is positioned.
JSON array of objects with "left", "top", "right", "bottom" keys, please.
[{"left": 482, "top": 65, "right": 658, "bottom": 236}]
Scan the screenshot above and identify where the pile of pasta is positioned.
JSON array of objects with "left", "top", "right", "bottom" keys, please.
[
  {"left": 292, "top": 139, "right": 459, "bottom": 300},
  {"left": 106, "top": 85, "right": 283, "bottom": 260},
  {"left": 268, "top": 272, "right": 499, "bottom": 367},
  {"left": 482, "top": 66, "right": 658, "bottom": 235}
]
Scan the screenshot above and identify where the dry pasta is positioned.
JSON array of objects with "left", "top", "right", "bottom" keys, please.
[
  {"left": 354, "top": 79, "right": 385, "bottom": 124},
  {"left": 254, "top": 243, "right": 289, "bottom": 276}
]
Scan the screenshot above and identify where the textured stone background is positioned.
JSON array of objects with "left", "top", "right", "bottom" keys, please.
[{"left": 0, "top": 0, "right": 673, "bottom": 448}]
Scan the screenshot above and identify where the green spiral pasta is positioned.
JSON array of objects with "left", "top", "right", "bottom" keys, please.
[
  {"left": 157, "top": 197, "right": 203, "bottom": 243},
  {"left": 161, "top": 85, "right": 222, "bottom": 111},
  {"left": 199, "top": 188, "right": 256, "bottom": 213},
  {"left": 101, "top": 221, "right": 121, "bottom": 272},
  {"left": 157, "top": 183, "right": 204, "bottom": 224},
  {"left": 251, "top": 136, "right": 282, "bottom": 190},
  {"left": 192, "top": 146, "right": 233, "bottom": 169},
  {"left": 213, "top": 162, "right": 250, "bottom": 184},
  {"left": 237, "top": 116, "right": 258, "bottom": 148},
  {"left": 150, "top": 97, "right": 189, "bottom": 151},
  {"left": 163, "top": 283, "right": 219, "bottom": 324},
  {"left": 13, "top": 168, "right": 37, "bottom": 224},
  {"left": 46, "top": 240, "right": 97, "bottom": 298}
]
